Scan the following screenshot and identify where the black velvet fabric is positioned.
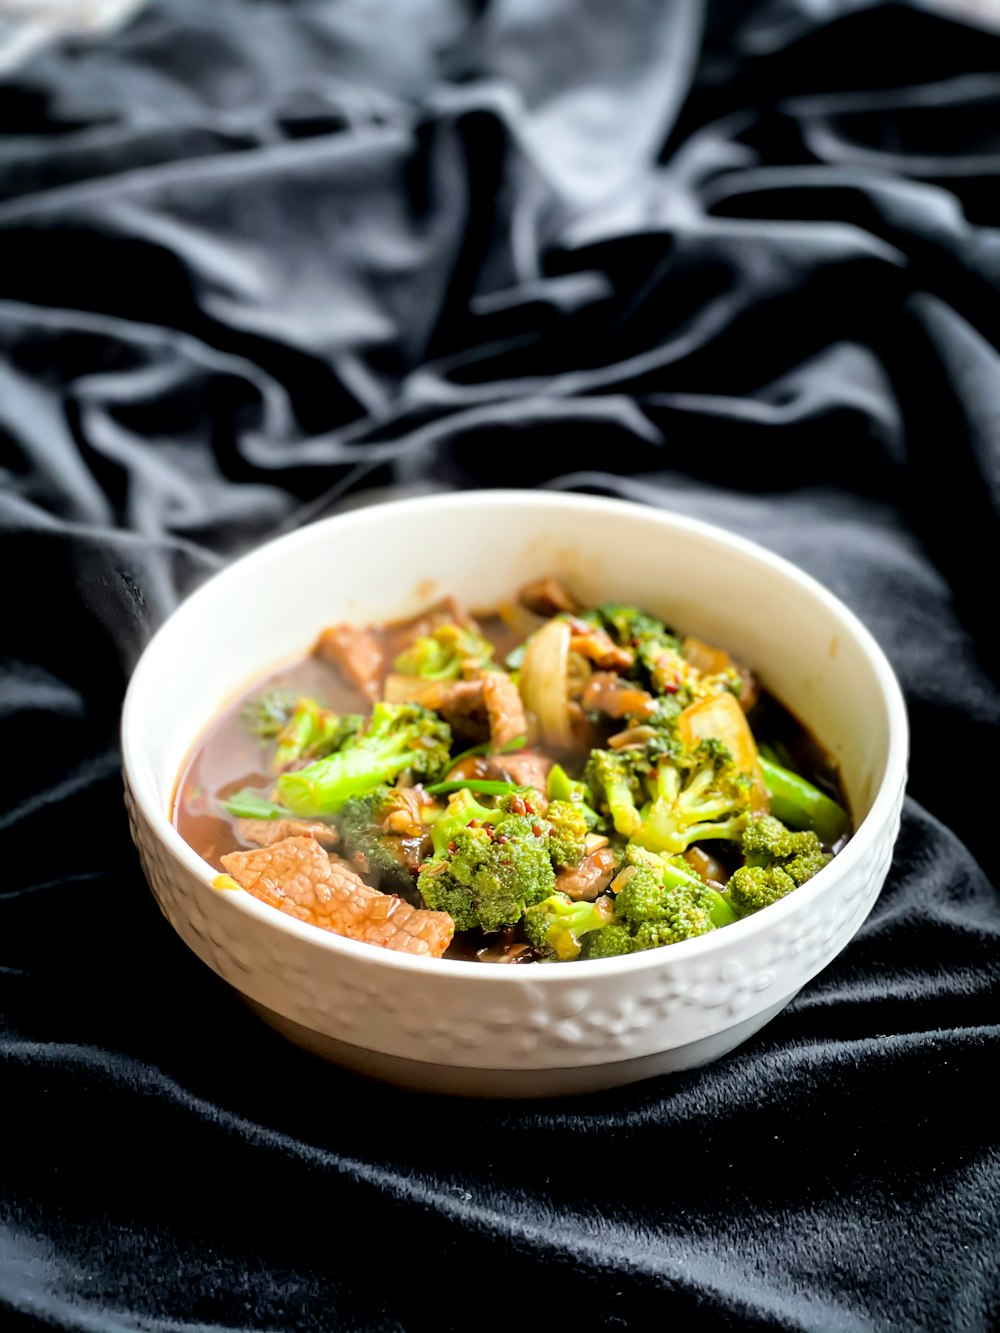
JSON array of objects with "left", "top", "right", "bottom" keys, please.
[{"left": 2, "top": 1, "right": 999, "bottom": 1329}]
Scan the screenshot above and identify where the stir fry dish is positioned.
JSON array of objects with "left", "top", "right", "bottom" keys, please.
[{"left": 174, "top": 579, "right": 851, "bottom": 962}]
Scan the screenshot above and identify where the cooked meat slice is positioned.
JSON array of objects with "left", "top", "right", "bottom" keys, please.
[
  {"left": 519, "top": 576, "right": 579, "bottom": 617},
  {"left": 734, "top": 663, "right": 759, "bottom": 714},
  {"left": 398, "top": 671, "right": 526, "bottom": 748},
  {"left": 684, "top": 846, "right": 730, "bottom": 888},
  {"left": 402, "top": 677, "right": 487, "bottom": 741},
  {"left": 555, "top": 847, "right": 618, "bottom": 901},
  {"left": 444, "top": 754, "right": 494, "bottom": 783},
  {"left": 481, "top": 671, "right": 528, "bottom": 749},
  {"left": 582, "top": 672, "right": 656, "bottom": 719},
  {"left": 315, "top": 624, "right": 384, "bottom": 701},
  {"left": 221, "top": 837, "right": 454, "bottom": 957},
  {"left": 568, "top": 621, "right": 633, "bottom": 672},
  {"left": 237, "top": 818, "right": 339, "bottom": 849},
  {"left": 489, "top": 748, "right": 553, "bottom": 800}
]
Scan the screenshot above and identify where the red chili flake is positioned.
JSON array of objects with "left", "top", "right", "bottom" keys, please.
[
  {"left": 523, "top": 800, "right": 535, "bottom": 815},
  {"left": 532, "top": 823, "right": 544, "bottom": 837},
  {"left": 663, "top": 681, "right": 679, "bottom": 694},
  {"left": 447, "top": 840, "right": 457, "bottom": 853},
  {"left": 496, "top": 833, "right": 510, "bottom": 844},
  {"left": 468, "top": 818, "right": 480, "bottom": 828}
]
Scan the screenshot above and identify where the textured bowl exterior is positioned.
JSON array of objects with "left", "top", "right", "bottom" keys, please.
[{"left": 122, "top": 491, "right": 908, "bottom": 1097}]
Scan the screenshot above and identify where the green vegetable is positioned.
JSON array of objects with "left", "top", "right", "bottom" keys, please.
[
  {"left": 579, "top": 925, "right": 635, "bottom": 959},
  {"left": 425, "top": 779, "right": 518, "bottom": 798},
  {"left": 523, "top": 893, "right": 614, "bottom": 960},
  {"left": 418, "top": 804, "right": 556, "bottom": 933},
  {"left": 393, "top": 623, "right": 494, "bottom": 680},
  {"left": 631, "top": 739, "right": 751, "bottom": 855},
  {"left": 430, "top": 788, "right": 507, "bottom": 856},
  {"left": 758, "top": 755, "right": 849, "bottom": 844},
  {"left": 241, "top": 688, "right": 299, "bottom": 739},
  {"left": 547, "top": 764, "right": 600, "bottom": 827},
  {"left": 594, "top": 603, "right": 682, "bottom": 689},
  {"left": 595, "top": 604, "right": 681, "bottom": 656},
  {"left": 584, "top": 748, "right": 647, "bottom": 838},
  {"left": 337, "top": 785, "right": 428, "bottom": 892},
  {"left": 727, "top": 815, "right": 832, "bottom": 916},
  {"left": 276, "top": 703, "right": 451, "bottom": 817},
  {"left": 446, "top": 734, "right": 528, "bottom": 772},
  {"left": 625, "top": 845, "right": 738, "bottom": 927},
  {"left": 575, "top": 849, "right": 740, "bottom": 959},
  {"left": 273, "top": 697, "right": 363, "bottom": 772},
  {"left": 222, "top": 789, "right": 293, "bottom": 821},
  {"left": 546, "top": 800, "right": 589, "bottom": 869}
]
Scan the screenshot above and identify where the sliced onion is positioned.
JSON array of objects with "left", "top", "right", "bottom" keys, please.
[
  {"left": 518, "top": 618, "right": 574, "bottom": 749},
  {"left": 681, "top": 635, "right": 731, "bottom": 676},
  {"left": 383, "top": 674, "right": 445, "bottom": 707},
  {"left": 678, "top": 691, "right": 769, "bottom": 812}
]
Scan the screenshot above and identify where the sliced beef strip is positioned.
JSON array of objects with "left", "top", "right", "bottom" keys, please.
[
  {"left": 412, "top": 677, "right": 488, "bottom": 741},
  {"left": 489, "top": 749, "right": 553, "bottom": 801},
  {"left": 237, "top": 818, "right": 339, "bottom": 849},
  {"left": 568, "top": 621, "right": 634, "bottom": 671},
  {"left": 735, "top": 663, "right": 759, "bottom": 714},
  {"left": 221, "top": 837, "right": 454, "bottom": 957},
  {"left": 409, "top": 671, "right": 527, "bottom": 749},
  {"left": 555, "top": 847, "right": 618, "bottom": 901},
  {"left": 314, "top": 623, "right": 384, "bottom": 701},
  {"left": 582, "top": 672, "right": 656, "bottom": 719},
  {"left": 481, "top": 670, "right": 528, "bottom": 749},
  {"left": 518, "top": 576, "right": 579, "bottom": 617}
]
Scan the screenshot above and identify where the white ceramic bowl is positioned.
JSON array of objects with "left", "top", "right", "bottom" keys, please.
[{"left": 122, "top": 491, "right": 907, "bottom": 1097}]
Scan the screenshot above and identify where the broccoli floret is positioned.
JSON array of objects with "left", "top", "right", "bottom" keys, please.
[
  {"left": 584, "top": 749, "right": 647, "bottom": 838},
  {"left": 430, "top": 788, "right": 504, "bottom": 856},
  {"left": 593, "top": 603, "right": 695, "bottom": 695},
  {"left": 523, "top": 893, "right": 616, "bottom": 960},
  {"left": 631, "top": 739, "right": 751, "bottom": 856},
  {"left": 595, "top": 604, "right": 681, "bottom": 656},
  {"left": 273, "top": 697, "right": 363, "bottom": 772},
  {"left": 615, "top": 863, "right": 717, "bottom": 947},
  {"left": 337, "top": 784, "right": 434, "bottom": 892},
  {"left": 547, "top": 763, "right": 601, "bottom": 827},
  {"left": 418, "top": 813, "right": 555, "bottom": 933},
  {"left": 393, "top": 623, "right": 494, "bottom": 680},
  {"left": 727, "top": 815, "right": 832, "bottom": 916},
  {"left": 579, "top": 925, "right": 635, "bottom": 959},
  {"left": 241, "top": 687, "right": 299, "bottom": 738},
  {"left": 623, "top": 845, "right": 739, "bottom": 927},
  {"left": 276, "top": 703, "right": 451, "bottom": 816},
  {"left": 546, "top": 800, "right": 589, "bottom": 868}
]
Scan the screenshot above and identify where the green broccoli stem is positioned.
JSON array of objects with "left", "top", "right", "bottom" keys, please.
[
  {"left": 425, "top": 779, "right": 519, "bottom": 797},
  {"left": 655, "top": 857, "right": 739, "bottom": 927},
  {"left": 758, "top": 755, "right": 849, "bottom": 844},
  {"left": 277, "top": 751, "right": 412, "bottom": 816},
  {"left": 222, "top": 789, "right": 293, "bottom": 820},
  {"left": 547, "top": 764, "right": 601, "bottom": 827}
]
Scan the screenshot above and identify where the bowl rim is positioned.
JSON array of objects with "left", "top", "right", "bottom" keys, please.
[{"left": 122, "top": 488, "right": 909, "bottom": 982}]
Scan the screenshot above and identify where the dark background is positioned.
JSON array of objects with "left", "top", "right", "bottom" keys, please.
[{"left": 2, "top": 1, "right": 999, "bottom": 1329}]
